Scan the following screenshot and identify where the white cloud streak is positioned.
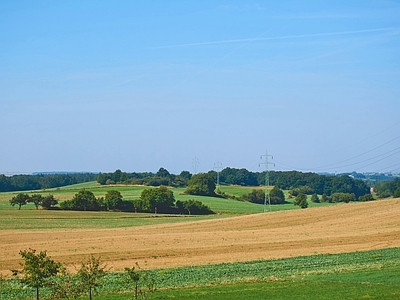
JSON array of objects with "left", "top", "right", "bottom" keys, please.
[{"left": 150, "top": 27, "right": 399, "bottom": 49}]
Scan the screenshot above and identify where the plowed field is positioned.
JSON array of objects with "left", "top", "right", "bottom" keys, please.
[{"left": 1, "top": 198, "right": 399, "bottom": 275}]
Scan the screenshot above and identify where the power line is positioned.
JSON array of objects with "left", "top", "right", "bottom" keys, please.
[{"left": 311, "top": 135, "right": 400, "bottom": 171}]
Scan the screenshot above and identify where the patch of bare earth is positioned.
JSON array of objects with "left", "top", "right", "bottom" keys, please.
[{"left": 1, "top": 198, "right": 399, "bottom": 275}]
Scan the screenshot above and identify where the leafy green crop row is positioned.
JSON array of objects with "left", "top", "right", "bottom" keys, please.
[{"left": 2, "top": 248, "right": 398, "bottom": 299}]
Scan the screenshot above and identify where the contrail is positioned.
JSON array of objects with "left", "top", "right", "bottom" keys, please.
[{"left": 150, "top": 27, "right": 398, "bottom": 49}]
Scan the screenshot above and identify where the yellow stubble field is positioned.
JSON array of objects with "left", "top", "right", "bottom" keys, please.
[{"left": 1, "top": 198, "right": 399, "bottom": 275}]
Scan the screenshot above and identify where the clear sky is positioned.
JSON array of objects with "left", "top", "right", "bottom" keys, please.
[{"left": 1, "top": 1, "right": 400, "bottom": 175}]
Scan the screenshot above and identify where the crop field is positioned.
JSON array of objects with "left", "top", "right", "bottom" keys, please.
[
  {"left": 2, "top": 248, "right": 399, "bottom": 299},
  {"left": 1, "top": 184, "right": 399, "bottom": 299},
  {"left": 1, "top": 192, "right": 399, "bottom": 276}
]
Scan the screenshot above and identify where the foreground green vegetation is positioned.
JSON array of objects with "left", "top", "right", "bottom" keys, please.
[{"left": 2, "top": 248, "right": 399, "bottom": 299}]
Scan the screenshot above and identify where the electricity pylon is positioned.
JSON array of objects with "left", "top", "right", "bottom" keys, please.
[
  {"left": 260, "top": 150, "right": 274, "bottom": 212},
  {"left": 214, "top": 162, "right": 223, "bottom": 192}
]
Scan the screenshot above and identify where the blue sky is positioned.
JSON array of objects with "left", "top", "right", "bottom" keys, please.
[{"left": 1, "top": 1, "right": 400, "bottom": 175}]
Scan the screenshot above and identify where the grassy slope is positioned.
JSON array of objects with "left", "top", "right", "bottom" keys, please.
[
  {"left": 0, "top": 182, "right": 335, "bottom": 211},
  {"left": 0, "top": 183, "right": 338, "bottom": 230}
]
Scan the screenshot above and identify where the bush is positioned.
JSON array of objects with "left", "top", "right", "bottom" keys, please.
[
  {"left": 176, "top": 200, "right": 214, "bottom": 215},
  {"left": 310, "top": 193, "right": 320, "bottom": 203},
  {"left": 393, "top": 187, "right": 400, "bottom": 198},
  {"left": 359, "top": 194, "right": 374, "bottom": 202},
  {"left": 331, "top": 193, "right": 356, "bottom": 203}
]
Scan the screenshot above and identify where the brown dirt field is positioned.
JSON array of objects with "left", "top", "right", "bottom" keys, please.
[{"left": 1, "top": 198, "right": 399, "bottom": 275}]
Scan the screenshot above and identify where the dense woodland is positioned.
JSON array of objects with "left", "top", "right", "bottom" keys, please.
[
  {"left": 0, "top": 173, "right": 97, "bottom": 192},
  {"left": 3, "top": 167, "right": 399, "bottom": 201},
  {"left": 96, "top": 168, "right": 371, "bottom": 199}
]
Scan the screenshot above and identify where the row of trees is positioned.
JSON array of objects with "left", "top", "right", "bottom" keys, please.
[
  {"left": 97, "top": 168, "right": 371, "bottom": 200},
  {"left": 12, "top": 249, "right": 154, "bottom": 300},
  {"left": 0, "top": 173, "right": 97, "bottom": 193},
  {"left": 9, "top": 193, "right": 58, "bottom": 210},
  {"left": 30, "top": 187, "right": 214, "bottom": 215},
  {"left": 96, "top": 168, "right": 191, "bottom": 188},
  {"left": 2, "top": 168, "right": 373, "bottom": 200}
]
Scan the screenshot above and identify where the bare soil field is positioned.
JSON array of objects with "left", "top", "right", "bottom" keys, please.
[{"left": 1, "top": 198, "right": 399, "bottom": 275}]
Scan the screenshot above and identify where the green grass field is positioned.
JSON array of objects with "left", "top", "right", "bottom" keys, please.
[
  {"left": 0, "top": 182, "right": 335, "bottom": 213},
  {"left": 0, "top": 182, "right": 338, "bottom": 230}
]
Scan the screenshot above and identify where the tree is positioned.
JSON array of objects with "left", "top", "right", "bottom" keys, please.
[
  {"left": 61, "top": 189, "right": 102, "bottom": 211},
  {"left": 359, "top": 193, "right": 375, "bottom": 202},
  {"left": 10, "top": 193, "right": 30, "bottom": 210},
  {"left": 241, "top": 189, "right": 265, "bottom": 204},
  {"left": 311, "top": 193, "right": 320, "bottom": 203},
  {"left": 140, "top": 186, "right": 175, "bottom": 213},
  {"left": 176, "top": 199, "right": 213, "bottom": 215},
  {"left": 125, "top": 265, "right": 141, "bottom": 300},
  {"left": 331, "top": 193, "right": 356, "bottom": 203},
  {"left": 125, "top": 263, "right": 157, "bottom": 300},
  {"left": 47, "top": 268, "right": 85, "bottom": 300},
  {"left": 41, "top": 194, "right": 58, "bottom": 209},
  {"left": 29, "top": 194, "right": 43, "bottom": 210},
  {"left": 179, "top": 170, "right": 192, "bottom": 180},
  {"left": 294, "top": 193, "right": 308, "bottom": 209},
  {"left": 393, "top": 187, "right": 400, "bottom": 198},
  {"left": 269, "top": 187, "right": 285, "bottom": 204},
  {"left": 16, "top": 249, "right": 62, "bottom": 300},
  {"left": 77, "top": 255, "right": 107, "bottom": 300},
  {"left": 156, "top": 167, "right": 171, "bottom": 178},
  {"left": 105, "top": 190, "right": 123, "bottom": 210},
  {"left": 185, "top": 173, "right": 216, "bottom": 196}
]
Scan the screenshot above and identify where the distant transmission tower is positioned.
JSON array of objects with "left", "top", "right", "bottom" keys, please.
[
  {"left": 260, "top": 150, "right": 274, "bottom": 212},
  {"left": 192, "top": 157, "right": 199, "bottom": 174},
  {"left": 214, "top": 162, "right": 223, "bottom": 192}
]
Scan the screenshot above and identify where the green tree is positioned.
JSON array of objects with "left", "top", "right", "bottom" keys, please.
[
  {"left": 294, "top": 193, "right": 308, "bottom": 209},
  {"left": 105, "top": 190, "right": 123, "bottom": 210},
  {"left": 77, "top": 255, "right": 107, "bottom": 300},
  {"left": 41, "top": 194, "right": 58, "bottom": 209},
  {"left": 16, "top": 249, "right": 62, "bottom": 300},
  {"left": 359, "top": 193, "right": 375, "bottom": 202},
  {"left": 176, "top": 199, "right": 213, "bottom": 215},
  {"left": 125, "top": 265, "right": 141, "bottom": 300},
  {"left": 185, "top": 173, "right": 216, "bottom": 196},
  {"left": 10, "top": 193, "right": 30, "bottom": 210},
  {"left": 269, "top": 187, "right": 285, "bottom": 204},
  {"left": 331, "top": 192, "right": 356, "bottom": 203},
  {"left": 393, "top": 187, "right": 400, "bottom": 198},
  {"left": 61, "top": 189, "right": 101, "bottom": 211},
  {"left": 241, "top": 189, "right": 265, "bottom": 204},
  {"left": 140, "top": 186, "right": 175, "bottom": 213},
  {"left": 311, "top": 193, "right": 320, "bottom": 203},
  {"left": 179, "top": 170, "right": 192, "bottom": 180},
  {"left": 29, "top": 194, "right": 44, "bottom": 210},
  {"left": 47, "top": 268, "right": 85, "bottom": 299}
]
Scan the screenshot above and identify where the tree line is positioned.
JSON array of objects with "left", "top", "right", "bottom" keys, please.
[
  {"left": 11, "top": 185, "right": 214, "bottom": 215},
  {"left": 373, "top": 177, "right": 400, "bottom": 198},
  {"left": 1, "top": 167, "right": 372, "bottom": 200},
  {"left": 0, "top": 173, "right": 97, "bottom": 193},
  {"left": 97, "top": 168, "right": 371, "bottom": 199}
]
